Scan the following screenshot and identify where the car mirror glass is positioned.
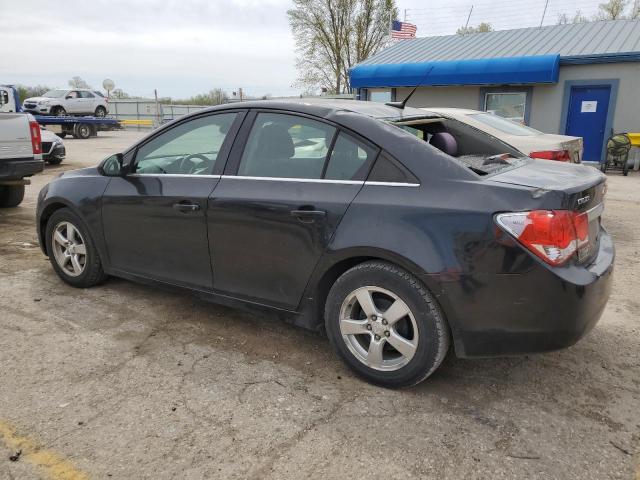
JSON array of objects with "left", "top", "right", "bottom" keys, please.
[{"left": 100, "top": 153, "right": 125, "bottom": 176}]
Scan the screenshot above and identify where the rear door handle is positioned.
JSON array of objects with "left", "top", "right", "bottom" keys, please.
[
  {"left": 173, "top": 202, "right": 200, "bottom": 212},
  {"left": 290, "top": 209, "right": 326, "bottom": 223}
]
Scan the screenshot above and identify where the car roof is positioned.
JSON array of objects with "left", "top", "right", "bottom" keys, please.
[{"left": 208, "top": 98, "right": 441, "bottom": 122}]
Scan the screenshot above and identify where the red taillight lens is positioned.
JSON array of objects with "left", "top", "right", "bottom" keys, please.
[
  {"left": 496, "top": 210, "right": 589, "bottom": 266},
  {"left": 529, "top": 150, "right": 571, "bottom": 162},
  {"left": 29, "top": 120, "right": 42, "bottom": 155}
]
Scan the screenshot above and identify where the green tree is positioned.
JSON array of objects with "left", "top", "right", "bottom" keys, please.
[
  {"left": 15, "top": 85, "right": 51, "bottom": 103},
  {"left": 456, "top": 22, "right": 493, "bottom": 35},
  {"left": 288, "top": 0, "right": 397, "bottom": 94}
]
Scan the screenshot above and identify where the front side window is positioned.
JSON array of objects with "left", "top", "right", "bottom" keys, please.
[
  {"left": 484, "top": 92, "right": 527, "bottom": 123},
  {"left": 66, "top": 91, "right": 79, "bottom": 99},
  {"left": 0, "top": 90, "right": 8, "bottom": 105},
  {"left": 134, "top": 113, "right": 237, "bottom": 175},
  {"left": 238, "top": 113, "right": 336, "bottom": 179}
]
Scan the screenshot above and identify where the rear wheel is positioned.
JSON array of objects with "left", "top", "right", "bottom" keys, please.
[
  {"left": 51, "top": 106, "right": 66, "bottom": 116},
  {"left": 0, "top": 185, "right": 25, "bottom": 207},
  {"left": 325, "top": 261, "right": 450, "bottom": 388},
  {"left": 74, "top": 123, "right": 92, "bottom": 139},
  {"left": 47, "top": 156, "right": 63, "bottom": 165},
  {"left": 45, "top": 208, "right": 107, "bottom": 287},
  {"left": 94, "top": 106, "right": 107, "bottom": 117}
]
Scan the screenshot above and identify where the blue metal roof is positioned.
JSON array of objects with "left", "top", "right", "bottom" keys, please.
[
  {"left": 350, "top": 55, "right": 560, "bottom": 88},
  {"left": 350, "top": 20, "right": 640, "bottom": 88}
]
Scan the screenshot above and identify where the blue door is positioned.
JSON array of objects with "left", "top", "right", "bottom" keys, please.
[{"left": 565, "top": 85, "right": 611, "bottom": 162}]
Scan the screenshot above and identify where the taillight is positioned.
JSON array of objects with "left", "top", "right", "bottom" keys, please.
[
  {"left": 529, "top": 150, "right": 571, "bottom": 162},
  {"left": 29, "top": 120, "right": 42, "bottom": 155},
  {"left": 496, "top": 210, "right": 589, "bottom": 266}
]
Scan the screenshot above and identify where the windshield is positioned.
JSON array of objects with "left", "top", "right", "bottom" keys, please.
[
  {"left": 468, "top": 113, "right": 542, "bottom": 136},
  {"left": 42, "top": 89, "right": 68, "bottom": 98}
]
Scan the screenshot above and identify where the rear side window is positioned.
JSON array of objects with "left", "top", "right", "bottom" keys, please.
[
  {"left": 80, "top": 91, "right": 95, "bottom": 98},
  {"left": 324, "top": 133, "right": 376, "bottom": 181},
  {"left": 368, "top": 152, "right": 419, "bottom": 184},
  {"left": 238, "top": 113, "right": 335, "bottom": 179}
]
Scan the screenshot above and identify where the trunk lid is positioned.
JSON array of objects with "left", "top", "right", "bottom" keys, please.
[{"left": 490, "top": 159, "right": 606, "bottom": 265}]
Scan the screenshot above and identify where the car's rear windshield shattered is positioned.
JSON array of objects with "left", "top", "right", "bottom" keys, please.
[{"left": 390, "top": 117, "right": 527, "bottom": 175}]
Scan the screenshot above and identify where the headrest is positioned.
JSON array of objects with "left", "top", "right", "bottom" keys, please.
[
  {"left": 430, "top": 132, "right": 458, "bottom": 157},
  {"left": 255, "top": 123, "right": 294, "bottom": 159}
]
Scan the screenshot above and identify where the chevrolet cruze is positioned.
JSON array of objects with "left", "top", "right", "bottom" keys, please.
[{"left": 36, "top": 100, "right": 614, "bottom": 387}]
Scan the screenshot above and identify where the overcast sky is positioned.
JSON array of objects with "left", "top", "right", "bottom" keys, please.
[{"left": 1, "top": 0, "right": 606, "bottom": 99}]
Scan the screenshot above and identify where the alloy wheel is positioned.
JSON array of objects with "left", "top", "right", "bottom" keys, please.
[
  {"left": 339, "top": 286, "right": 419, "bottom": 371},
  {"left": 52, "top": 221, "right": 87, "bottom": 277}
]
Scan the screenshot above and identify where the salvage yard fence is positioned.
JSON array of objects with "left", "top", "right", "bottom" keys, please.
[{"left": 107, "top": 99, "right": 208, "bottom": 128}]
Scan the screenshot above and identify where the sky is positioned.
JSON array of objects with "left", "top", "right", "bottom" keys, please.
[{"left": 0, "top": 0, "right": 609, "bottom": 99}]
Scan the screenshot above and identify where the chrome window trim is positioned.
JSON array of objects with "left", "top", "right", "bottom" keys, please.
[
  {"left": 128, "top": 174, "right": 222, "bottom": 179},
  {"left": 220, "top": 175, "right": 420, "bottom": 187}
]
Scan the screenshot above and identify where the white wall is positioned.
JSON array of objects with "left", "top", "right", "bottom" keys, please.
[{"left": 394, "top": 62, "right": 640, "bottom": 135}]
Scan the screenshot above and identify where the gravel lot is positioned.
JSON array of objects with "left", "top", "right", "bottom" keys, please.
[{"left": 0, "top": 129, "right": 638, "bottom": 480}]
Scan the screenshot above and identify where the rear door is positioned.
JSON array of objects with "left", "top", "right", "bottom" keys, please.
[
  {"left": 79, "top": 90, "right": 96, "bottom": 113},
  {"left": 207, "top": 110, "right": 378, "bottom": 309},
  {"left": 101, "top": 111, "right": 243, "bottom": 289}
]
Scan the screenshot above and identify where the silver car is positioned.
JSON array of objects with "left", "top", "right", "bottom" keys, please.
[
  {"left": 23, "top": 89, "right": 109, "bottom": 117},
  {"left": 423, "top": 108, "right": 583, "bottom": 163}
]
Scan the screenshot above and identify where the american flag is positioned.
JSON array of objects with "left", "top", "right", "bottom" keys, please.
[{"left": 391, "top": 20, "right": 417, "bottom": 39}]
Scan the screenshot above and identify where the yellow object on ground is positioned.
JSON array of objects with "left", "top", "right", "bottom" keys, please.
[
  {"left": 628, "top": 133, "right": 640, "bottom": 147},
  {"left": 0, "top": 420, "right": 88, "bottom": 480},
  {"left": 119, "top": 119, "right": 154, "bottom": 126}
]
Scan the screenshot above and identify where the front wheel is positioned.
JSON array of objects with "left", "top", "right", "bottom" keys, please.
[
  {"left": 51, "top": 106, "right": 66, "bottom": 116},
  {"left": 45, "top": 208, "right": 107, "bottom": 287},
  {"left": 325, "top": 261, "right": 450, "bottom": 388}
]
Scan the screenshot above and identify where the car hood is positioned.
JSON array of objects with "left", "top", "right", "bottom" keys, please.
[
  {"left": 40, "top": 129, "right": 61, "bottom": 142},
  {"left": 24, "top": 96, "right": 54, "bottom": 103},
  {"left": 59, "top": 167, "right": 101, "bottom": 179},
  {"left": 489, "top": 159, "right": 605, "bottom": 192}
]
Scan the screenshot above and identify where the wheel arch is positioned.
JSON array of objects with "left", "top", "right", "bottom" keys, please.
[
  {"left": 38, "top": 200, "right": 77, "bottom": 255},
  {"left": 300, "top": 247, "right": 446, "bottom": 332}
]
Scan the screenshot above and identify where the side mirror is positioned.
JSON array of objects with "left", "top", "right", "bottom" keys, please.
[{"left": 100, "top": 153, "right": 128, "bottom": 176}]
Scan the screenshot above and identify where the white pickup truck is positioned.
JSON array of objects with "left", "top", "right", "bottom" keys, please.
[{"left": 0, "top": 106, "right": 44, "bottom": 206}]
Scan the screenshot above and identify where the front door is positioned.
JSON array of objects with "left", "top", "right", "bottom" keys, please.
[
  {"left": 64, "top": 91, "right": 83, "bottom": 113},
  {"left": 565, "top": 85, "right": 611, "bottom": 162},
  {"left": 101, "top": 111, "right": 241, "bottom": 289},
  {"left": 208, "top": 111, "right": 377, "bottom": 309}
]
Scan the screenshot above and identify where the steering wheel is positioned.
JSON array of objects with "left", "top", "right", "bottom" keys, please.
[{"left": 178, "top": 154, "right": 210, "bottom": 174}]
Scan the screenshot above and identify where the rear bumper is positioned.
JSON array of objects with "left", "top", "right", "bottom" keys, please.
[
  {"left": 426, "top": 229, "right": 614, "bottom": 358},
  {"left": 0, "top": 158, "right": 44, "bottom": 180}
]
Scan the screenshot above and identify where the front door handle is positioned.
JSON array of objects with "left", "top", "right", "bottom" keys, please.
[
  {"left": 290, "top": 208, "right": 326, "bottom": 223},
  {"left": 173, "top": 202, "right": 200, "bottom": 212}
]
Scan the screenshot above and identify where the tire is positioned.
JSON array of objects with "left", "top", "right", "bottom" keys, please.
[
  {"left": 94, "top": 106, "right": 107, "bottom": 117},
  {"left": 75, "top": 123, "right": 91, "bottom": 139},
  {"left": 325, "top": 261, "right": 450, "bottom": 388},
  {"left": 623, "top": 161, "right": 629, "bottom": 176},
  {"left": 0, "top": 185, "right": 25, "bottom": 207},
  {"left": 57, "top": 132, "right": 66, "bottom": 139},
  {"left": 45, "top": 208, "right": 107, "bottom": 288},
  {"left": 51, "top": 106, "right": 66, "bottom": 116},
  {"left": 47, "top": 156, "right": 63, "bottom": 165},
  {"left": 600, "top": 162, "right": 608, "bottom": 173}
]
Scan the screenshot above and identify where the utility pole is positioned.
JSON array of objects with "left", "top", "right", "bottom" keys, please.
[
  {"left": 238, "top": 87, "right": 243, "bottom": 102},
  {"left": 404, "top": 9, "right": 407, "bottom": 22},
  {"left": 463, "top": 5, "right": 473, "bottom": 34},
  {"left": 539, "top": 0, "right": 550, "bottom": 28},
  {"left": 154, "top": 89, "right": 160, "bottom": 126}
]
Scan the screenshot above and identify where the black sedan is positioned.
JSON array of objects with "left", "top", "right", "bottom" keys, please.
[{"left": 36, "top": 100, "right": 614, "bottom": 387}]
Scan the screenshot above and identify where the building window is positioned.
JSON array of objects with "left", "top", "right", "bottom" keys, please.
[
  {"left": 484, "top": 92, "right": 527, "bottom": 124},
  {"left": 369, "top": 89, "right": 392, "bottom": 103}
]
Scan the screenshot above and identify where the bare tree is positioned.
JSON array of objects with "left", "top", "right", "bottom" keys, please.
[
  {"left": 68, "top": 76, "right": 91, "bottom": 89},
  {"left": 456, "top": 22, "right": 493, "bottom": 35},
  {"left": 288, "top": 0, "right": 397, "bottom": 94},
  {"left": 557, "top": 10, "right": 589, "bottom": 24},
  {"left": 596, "top": 0, "right": 629, "bottom": 19},
  {"left": 110, "top": 88, "right": 130, "bottom": 99}
]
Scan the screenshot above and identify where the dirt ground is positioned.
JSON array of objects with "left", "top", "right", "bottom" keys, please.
[{"left": 0, "top": 129, "right": 638, "bottom": 480}]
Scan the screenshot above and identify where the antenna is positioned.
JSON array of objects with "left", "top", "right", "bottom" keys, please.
[{"left": 385, "top": 66, "right": 434, "bottom": 110}]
